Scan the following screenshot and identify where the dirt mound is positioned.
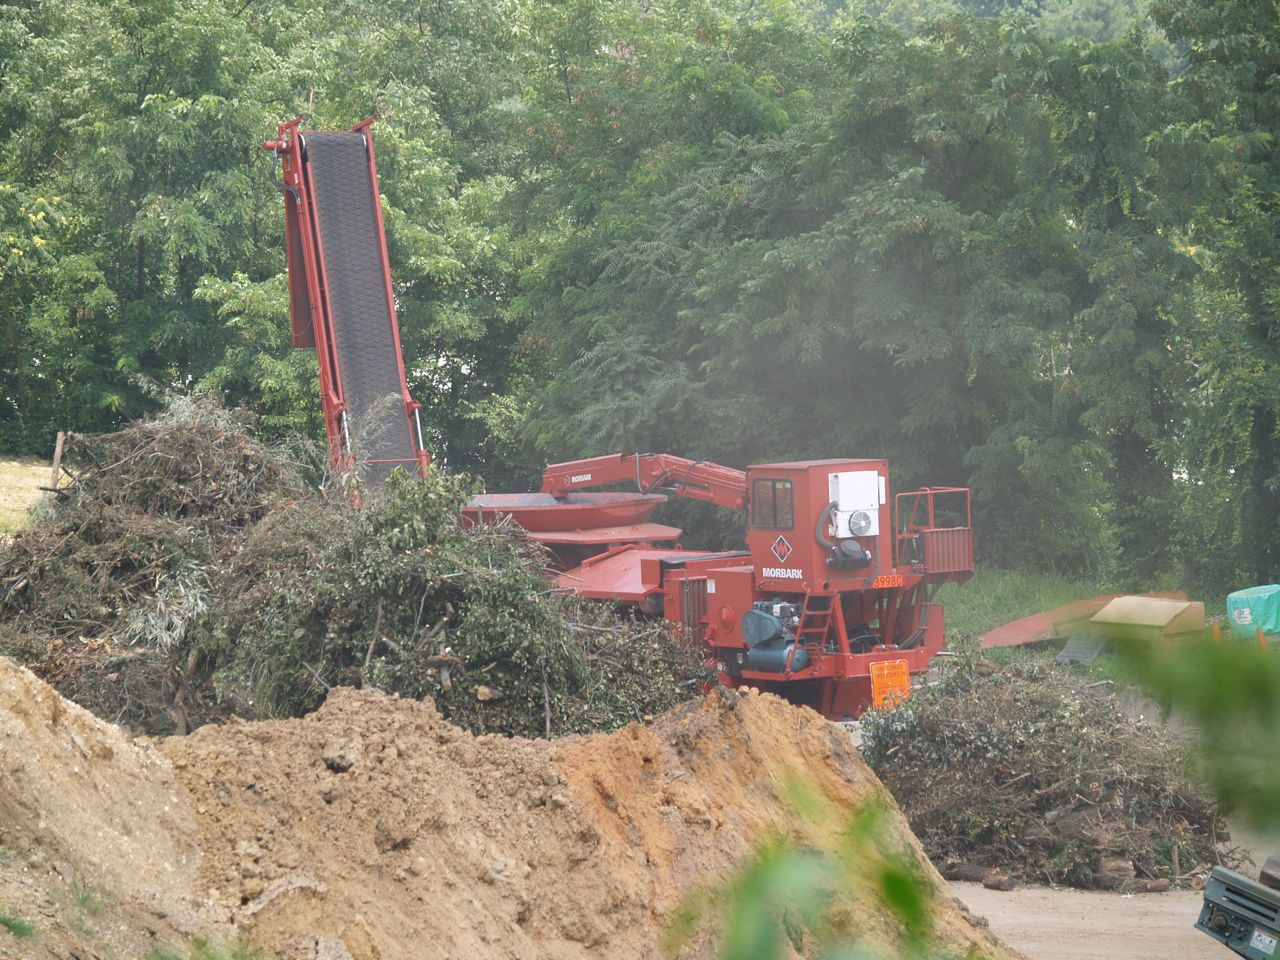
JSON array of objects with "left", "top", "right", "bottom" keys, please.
[
  {"left": 163, "top": 685, "right": 1016, "bottom": 959},
  {"left": 861, "top": 663, "right": 1228, "bottom": 888},
  {"left": 0, "top": 658, "right": 1020, "bottom": 959},
  {"left": 556, "top": 687, "right": 1003, "bottom": 957},
  {"left": 0, "top": 656, "right": 229, "bottom": 959}
]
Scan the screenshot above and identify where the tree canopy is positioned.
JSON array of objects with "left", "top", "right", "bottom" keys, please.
[{"left": 1, "top": 0, "right": 1275, "bottom": 591}]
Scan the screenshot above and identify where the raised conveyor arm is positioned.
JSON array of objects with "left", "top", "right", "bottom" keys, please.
[
  {"left": 541, "top": 453, "right": 747, "bottom": 510},
  {"left": 265, "top": 116, "right": 429, "bottom": 484}
]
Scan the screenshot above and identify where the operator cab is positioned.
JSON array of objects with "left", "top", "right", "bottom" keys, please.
[{"left": 746, "top": 460, "right": 891, "bottom": 594}]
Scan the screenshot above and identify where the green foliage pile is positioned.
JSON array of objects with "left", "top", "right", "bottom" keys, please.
[
  {"left": 0, "top": 398, "right": 312, "bottom": 728},
  {"left": 0, "top": 401, "right": 700, "bottom": 737},
  {"left": 203, "top": 469, "right": 701, "bottom": 738},
  {"left": 0, "top": 397, "right": 303, "bottom": 652},
  {"left": 861, "top": 663, "right": 1226, "bottom": 888}
]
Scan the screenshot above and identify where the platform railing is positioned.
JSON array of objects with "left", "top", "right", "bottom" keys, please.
[{"left": 894, "top": 486, "right": 973, "bottom": 573}]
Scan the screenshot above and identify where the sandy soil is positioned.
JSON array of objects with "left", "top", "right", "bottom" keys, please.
[
  {"left": 0, "top": 655, "right": 228, "bottom": 959},
  {"left": 164, "top": 686, "right": 1017, "bottom": 960},
  {"left": 0, "top": 658, "right": 1020, "bottom": 960}
]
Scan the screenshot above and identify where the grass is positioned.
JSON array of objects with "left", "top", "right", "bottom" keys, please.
[
  {"left": 0, "top": 909, "right": 35, "bottom": 938},
  {"left": 0, "top": 457, "right": 50, "bottom": 535},
  {"left": 936, "top": 566, "right": 1107, "bottom": 650},
  {"left": 69, "top": 877, "right": 107, "bottom": 917},
  {"left": 939, "top": 567, "right": 1188, "bottom": 695},
  {"left": 64, "top": 912, "right": 92, "bottom": 937},
  {"left": 147, "top": 939, "right": 263, "bottom": 960}
]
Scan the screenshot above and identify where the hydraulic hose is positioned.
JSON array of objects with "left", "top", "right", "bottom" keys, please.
[
  {"left": 269, "top": 150, "right": 301, "bottom": 205},
  {"left": 815, "top": 501, "right": 838, "bottom": 549}
]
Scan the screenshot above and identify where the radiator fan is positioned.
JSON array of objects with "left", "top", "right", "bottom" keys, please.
[{"left": 847, "top": 510, "right": 874, "bottom": 537}]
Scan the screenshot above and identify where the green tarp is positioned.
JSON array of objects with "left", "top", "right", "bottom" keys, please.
[{"left": 1227, "top": 584, "right": 1280, "bottom": 638}]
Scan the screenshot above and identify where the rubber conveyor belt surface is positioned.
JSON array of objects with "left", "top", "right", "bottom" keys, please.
[{"left": 304, "top": 131, "right": 415, "bottom": 484}]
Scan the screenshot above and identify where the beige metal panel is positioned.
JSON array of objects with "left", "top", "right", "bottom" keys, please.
[{"left": 1089, "top": 596, "right": 1205, "bottom": 639}]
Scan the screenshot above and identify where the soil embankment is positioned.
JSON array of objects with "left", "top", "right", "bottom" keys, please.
[
  {"left": 0, "top": 657, "right": 227, "bottom": 959},
  {"left": 0, "top": 658, "right": 1018, "bottom": 959}
]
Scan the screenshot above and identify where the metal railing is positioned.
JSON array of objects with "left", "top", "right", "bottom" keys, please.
[{"left": 894, "top": 486, "right": 973, "bottom": 573}]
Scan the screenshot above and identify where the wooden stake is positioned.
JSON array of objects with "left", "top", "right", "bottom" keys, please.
[
  {"left": 542, "top": 664, "right": 552, "bottom": 739},
  {"left": 362, "top": 598, "right": 385, "bottom": 678},
  {"left": 48, "top": 431, "right": 65, "bottom": 492}
]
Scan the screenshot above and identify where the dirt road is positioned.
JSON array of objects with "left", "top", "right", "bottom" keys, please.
[{"left": 951, "top": 881, "right": 1228, "bottom": 960}]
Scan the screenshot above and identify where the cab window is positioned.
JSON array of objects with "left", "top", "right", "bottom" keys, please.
[{"left": 751, "top": 478, "right": 794, "bottom": 529}]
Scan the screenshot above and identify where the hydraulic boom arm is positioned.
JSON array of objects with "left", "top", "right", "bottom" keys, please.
[{"left": 541, "top": 453, "right": 748, "bottom": 510}]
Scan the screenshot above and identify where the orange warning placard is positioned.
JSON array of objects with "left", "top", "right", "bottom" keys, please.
[{"left": 870, "top": 658, "right": 911, "bottom": 709}]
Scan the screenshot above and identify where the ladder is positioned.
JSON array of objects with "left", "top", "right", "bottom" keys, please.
[{"left": 796, "top": 594, "right": 835, "bottom": 649}]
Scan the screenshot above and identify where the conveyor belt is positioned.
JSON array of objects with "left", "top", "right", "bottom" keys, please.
[{"left": 303, "top": 131, "right": 416, "bottom": 484}]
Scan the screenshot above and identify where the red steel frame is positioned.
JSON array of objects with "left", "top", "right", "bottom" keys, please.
[
  {"left": 531, "top": 455, "right": 974, "bottom": 718},
  {"left": 263, "top": 116, "right": 430, "bottom": 475},
  {"left": 894, "top": 486, "right": 973, "bottom": 572}
]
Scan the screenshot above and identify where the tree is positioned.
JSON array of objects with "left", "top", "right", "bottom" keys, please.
[
  {"left": 0, "top": 0, "right": 538, "bottom": 482},
  {"left": 517, "top": 11, "right": 1187, "bottom": 578},
  {"left": 1149, "top": 0, "right": 1280, "bottom": 591},
  {"left": 0, "top": 0, "right": 304, "bottom": 450}
]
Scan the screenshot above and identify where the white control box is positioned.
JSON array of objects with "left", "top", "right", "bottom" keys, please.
[{"left": 828, "top": 470, "right": 883, "bottom": 538}]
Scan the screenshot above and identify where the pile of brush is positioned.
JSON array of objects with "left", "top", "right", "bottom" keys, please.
[
  {"left": 860, "top": 661, "right": 1232, "bottom": 888},
  {"left": 0, "top": 397, "right": 700, "bottom": 737}
]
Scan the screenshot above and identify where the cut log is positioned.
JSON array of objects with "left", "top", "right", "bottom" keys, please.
[
  {"left": 944, "top": 862, "right": 988, "bottom": 883},
  {"left": 1095, "top": 856, "right": 1135, "bottom": 890}
]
